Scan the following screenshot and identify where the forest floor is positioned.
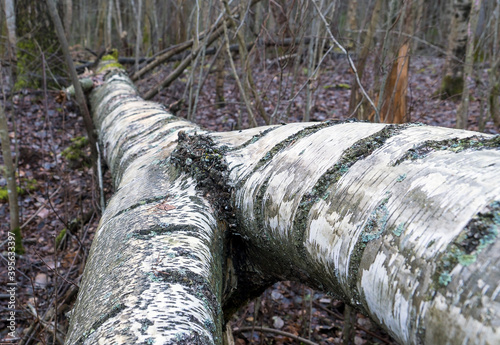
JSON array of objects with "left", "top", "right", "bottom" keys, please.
[{"left": 0, "top": 52, "right": 498, "bottom": 345}]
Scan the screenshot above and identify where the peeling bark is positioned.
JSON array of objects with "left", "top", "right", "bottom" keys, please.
[{"left": 65, "top": 64, "right": 500, "bottom": 345}]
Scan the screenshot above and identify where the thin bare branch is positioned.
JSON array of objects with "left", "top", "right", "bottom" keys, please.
[{"left": 310, "top": 0, "right": 379, "bottom": 120}]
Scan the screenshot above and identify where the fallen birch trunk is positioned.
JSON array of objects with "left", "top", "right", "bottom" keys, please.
[{"left": 65, "top": 61, "right": 500, "bottom": 345}]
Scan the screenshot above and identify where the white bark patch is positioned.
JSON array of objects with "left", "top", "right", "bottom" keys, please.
[
  {"left": 399, "top": 149, "right": 500, "bottom": 258},
  {"left": 306, "top": 126, "right": 495, "bottom": 287},
  {"left": 360, "top": 251, "right": 417, "bottom": 344},
  {"left": 84, "top": 238, "right": 217, "bottom": 344},
  {"left": 308, "top": 204, "right": 360, "bottom": 285},
  {"left": 302, "top": 125, "right": 500, "bottom": 344},
  {"left": 423, "top": 293, "right": 500, "bottom": 345},
  {"left": 66, "top": 170, "right": 222, "bottom": 344},
  {"left": 99, "top": 103, "right": 168, "bottom": 151},
  {"left": 226, "top": 122, "right": 316, "bottom": 181},
  {"left": 211, "top": 125, "right": 279, "bottom": 147},
  {"left": 237, "top": 122, "right": 385, "bottom": 242}
]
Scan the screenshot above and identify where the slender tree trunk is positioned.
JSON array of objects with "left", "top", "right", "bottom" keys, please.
[
  {"left": 133, "top": 0, "right": 143, "bottom": 71},
  {"left": 304, "top": 0, "right": 322, "bottom": 122},
  {"left": 0, "top": 105, "right": 22, "bottom": 253},
  {"left": 65, "top": 59, "right": 500, "bottom": 345},
  {"left": 64, "top": 0, "right": 73, "bottom": 39},
  {"left": 440, "top": 0, "right": 472, "bottom": 98},
  {"left": 487, "top": 0, "right": 500, "bottom": 129},
  {"left": 105, "top": 0, "right": 113, "bottom": 48},
  {"left": 96, "top": 0, "right": 107, "bottom": 48},
  {"left": 412, "top": 0, "right": 425, "bottom": 52},
  {"left": 148, "top": 0, "right": 160, "bottom": 54},
  {"left": 215, "top": 40, "right": 226, "bottom": 108},
  {"left": 4, "top": 0, "right": 16, "bottom": 57},
  {"left": 456, "top": 0, "right": 482, "bottom": 129},
  {"left": 222, "top": 0, "right": 269, "bottom": 125},
  {"left": 113, "top": 0, "right": 128, "bottom": 54},
  {"left": 3, "top": 0, "right": 16, "bottom": 83},
  {"left": 346, "top": 0, "right": 358, "bottom": 45},
  {"left": 46, "top": 0, "right": 97, "bottom": 160},
  {"left": 348, "top": 0, "right": 382, "bottom": 119},
  {"left": 372, "top": 0, "right": 399, "bottom": 123}
]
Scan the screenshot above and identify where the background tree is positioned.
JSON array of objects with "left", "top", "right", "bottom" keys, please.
[
  {"left": 0, "top": 105, "right": 22, "bottom": 254},
  {"left": 14, "top": 0, "right": 67, "bottom": 89},
  {"left": 456, "top": 0, "right": 483, "bottom": 129},
  {"left": 3, "top": 0, "right": 16, "bottom": 84},
  {"left": 440, "top": 0, "right": 472, "bottom": 99}
]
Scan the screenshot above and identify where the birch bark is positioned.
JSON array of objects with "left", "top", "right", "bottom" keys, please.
[{"left": 65, "top": 62, "right": 500, "bottom": 345}]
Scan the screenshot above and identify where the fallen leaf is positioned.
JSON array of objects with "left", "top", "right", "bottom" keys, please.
[
  {"left": 35, "top": 273, "right": 48, "bottom": 288},
  {"left": 37, "top": 208, "right": 50, "bottom": 219},
  {"left": 272, "top": 316, "right": 284, "bottom": 329}
]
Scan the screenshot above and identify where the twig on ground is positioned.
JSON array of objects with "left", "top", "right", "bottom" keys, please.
[
  {"left": 233, "top": 326, "right": 319, "bottom": 345},
  {"left": 20, "top": 187, "right": 62, "bottom": 229},
  {"left": 96, "top": 143, "right": 105, "bottom": 212},
  {"left": 313, "top": 301, "right": 394, "bottom": 344}
]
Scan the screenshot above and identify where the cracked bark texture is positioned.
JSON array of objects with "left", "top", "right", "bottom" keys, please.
[{"left": 65, "top": 65, "right": 500, "bottom": 345}]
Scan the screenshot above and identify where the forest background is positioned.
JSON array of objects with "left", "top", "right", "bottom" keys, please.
[{"left": 0, "top": 0, "right": 499, "bottom": 344}]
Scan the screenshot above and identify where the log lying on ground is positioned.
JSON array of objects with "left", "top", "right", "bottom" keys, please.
[{"left": 65, "top": 62, "right": 500, "bottom": 345}]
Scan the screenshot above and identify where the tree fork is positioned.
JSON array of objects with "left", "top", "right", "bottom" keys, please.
[{"left": 65, "top": 61, "right": 500, "bottom": 345}]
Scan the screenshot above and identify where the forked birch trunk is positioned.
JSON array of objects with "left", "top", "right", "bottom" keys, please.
[{"left": 65, "top": 62, "right": 500, "bottom": 345}]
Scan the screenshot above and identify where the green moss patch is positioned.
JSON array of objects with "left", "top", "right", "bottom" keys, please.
[
  {"left": 55, "top": 228, "right": 67, "bottom": 248},
  {"left": 61, "top": 136, "right": 91, "bottom": 168},
  {"left": 97, "top": 61, "right": 125, "bottom": 74},
  {"left": 440, "top": 75, "right": 464, "bottom": 99},
  {"left": 102, "top": 49, "right": 119, "bottom": 61},
  {"left": 0, "top": 178, "right": 38, "bottom": 202},
  {"left": 0, "top": 186, "right": 21, "bottom": 202}
]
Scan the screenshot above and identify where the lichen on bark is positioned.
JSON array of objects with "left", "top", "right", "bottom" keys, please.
[{"left": 434, "top": 200, "right": 500, "bottom": 288}]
